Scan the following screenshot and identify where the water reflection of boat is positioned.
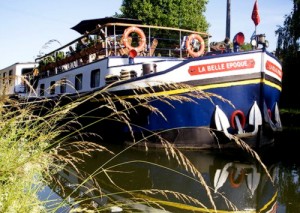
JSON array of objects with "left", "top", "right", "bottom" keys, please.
[
  {"left": 209, "top": 158, "right": 278, "bottom": 212},
  {"left": 45, "top": 164, "right": 172, "bottom": 212},
  {"left": 45, "top": 147, "right": 278, "bottom": 212}
]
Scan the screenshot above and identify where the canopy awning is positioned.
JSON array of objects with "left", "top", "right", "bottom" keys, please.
[{"left": 71, "top": 17, "right": 143, "bottom": 35}]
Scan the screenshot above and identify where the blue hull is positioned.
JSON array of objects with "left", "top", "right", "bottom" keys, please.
[
  {"left": 146, "top": 84, "right": 280, "bottom": 130},
  {"left": 122, "top": 75, "right": 281, "bottom": 148}
]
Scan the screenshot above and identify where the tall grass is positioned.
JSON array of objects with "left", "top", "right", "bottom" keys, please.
[
  {"left": 0, "top": 81, "right": 272, "bottom": 212},
  {"left": 0, "top": 93, "right": 109, "bottom": 212},
  {"left": 0, "top": 97, "right": 56, "bottom": 212}
]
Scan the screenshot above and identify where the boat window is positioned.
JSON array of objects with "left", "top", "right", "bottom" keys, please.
[
  {"left": 60, "top": 78, "right": 67, "bottom": 93},
  {"left": 3, "top": 72, "right": 6, "bottom": 85},
  {"left": 9, "top": 70, "right": 12, "bottom": 85},
  {"left": 22, "top": 68, "right": 34, "bottom": 75},
  {"left": 75, "top": 74, "right": 83, "bottom": 91},
  {"left": 40, "top": 84, "right": 45, "bottom": 96},
  {"left": 90, "top": 69, "right": 100, "bottom": 88},
  {"left": 50, "top": 81, "right": 55, "bottom": 94}
]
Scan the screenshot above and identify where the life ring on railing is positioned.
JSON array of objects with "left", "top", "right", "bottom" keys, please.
[
  {"left": 229, "top": 168, "right": 245, "bottom": 188},
  {"left": 185, "top": 33, "right": 205, "bottom": 57},
  {"left": 230, "top": 110, "right": 246, "bottom": 129},
  {"left": 122, "top": 26, "right": 146, "bottom": 53}
]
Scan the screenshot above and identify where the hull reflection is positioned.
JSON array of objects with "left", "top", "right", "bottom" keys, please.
[{"left": 47, "top": 146, "right": 278, "bottom": 212}]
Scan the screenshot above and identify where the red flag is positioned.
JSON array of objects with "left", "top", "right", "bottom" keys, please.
[{"left": 251, "top": 0, "right": 260, "bottom": 26}]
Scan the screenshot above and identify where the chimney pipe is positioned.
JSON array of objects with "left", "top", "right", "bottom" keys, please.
[{"left": 226, "top": 0, "right": 231, "bottom": 39}]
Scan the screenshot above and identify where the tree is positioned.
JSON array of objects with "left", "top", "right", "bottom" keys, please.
[
  {"left": 240, "top": 42, "right": 252, "bottom": 51},
  {"left": 275, "top": 0, "right": 300, "bottom": 108},
  {"left": 117, "top": 0, "right": 209, "bottom": 32},
  {"left": 276, "top": 1, "right": 300, "bottom": 56}
]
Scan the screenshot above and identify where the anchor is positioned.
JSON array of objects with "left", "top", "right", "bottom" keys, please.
[
  {"left": 263, "top": 102, "right": 282, "bottom": 131},
  {"left": 214, "top": 105, "right": 232, "bottom": 139},
  {"left": 248, "top": 101, "right": 262, "bottom": 135},
  {"left": 246, "top": 165, "right": 261, "bottom": 197},
  {"left": 214, "top": 101, "right": 263, "bottom": 139},
  {"left": 274, "top": 103, "right": 282, "bottom": 130},
  {"left": 214, "top": 162, "right": 232, "bottom": 193},
  {"left": 213, "top": 162, "right": 261, "bottom": 195}
]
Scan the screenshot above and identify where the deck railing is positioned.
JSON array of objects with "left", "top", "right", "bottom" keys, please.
[{"left": 36, "top": 23, "right": 211, "bottom": 77}]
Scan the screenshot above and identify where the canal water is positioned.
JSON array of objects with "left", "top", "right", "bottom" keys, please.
[{"left": 39, "top": 129, "right": 300, "bottom": 212}]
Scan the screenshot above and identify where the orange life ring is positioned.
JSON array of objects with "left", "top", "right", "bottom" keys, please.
[
  {"left": 230, "top": 110, "right": 246, "bottom": 129},
  {"left": 186, "top": 34, "right": 205, "bottom": 57},
  {"left": 229, "top": 168, "right": 245, "bottom": 188},
  {"left": 122, "top": 26, "right": 146, "bottom": 53}
]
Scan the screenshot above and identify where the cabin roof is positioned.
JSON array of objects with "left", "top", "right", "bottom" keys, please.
[
  {"left": 71, "top": 17, "right": 143, "bottom": 34},
  {"left": 0, "top": 62, "right": 37, "bottom": 71}
]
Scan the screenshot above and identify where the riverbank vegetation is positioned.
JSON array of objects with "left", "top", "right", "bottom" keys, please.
[
  {"left": 275, "top": 0, "right": 300, "bottom": 110},
  {"left": 0, "top": 95, "right": 110, "bottom": 212}
]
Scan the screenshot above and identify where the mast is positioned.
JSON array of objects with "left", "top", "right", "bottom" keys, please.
[{"left": 226, "top": 0, "right": 231, "bottom": 39}]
